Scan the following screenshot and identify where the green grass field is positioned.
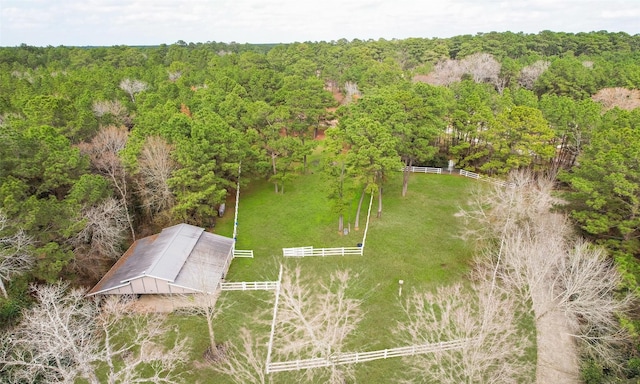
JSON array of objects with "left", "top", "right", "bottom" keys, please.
[{"left": 170, "top": 163, "right": 479, "bottom": 383}]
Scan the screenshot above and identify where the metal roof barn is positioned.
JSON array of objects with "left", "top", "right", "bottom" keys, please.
[{"left": 87, "top": 223, "right": 234, "bottom": 296}]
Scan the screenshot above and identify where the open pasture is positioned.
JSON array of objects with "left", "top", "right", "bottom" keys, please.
[{"left": 172, "top": 168, "right": 477, "bottom": 383}]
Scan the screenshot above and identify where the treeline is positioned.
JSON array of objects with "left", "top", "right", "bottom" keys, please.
[{"left": 1, "top": 30, "right": 639, "bottom": 379}]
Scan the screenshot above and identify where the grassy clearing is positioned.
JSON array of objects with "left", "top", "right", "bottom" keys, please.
[{"left": 170, "top": 163, "right": 480, "bottom": 383}]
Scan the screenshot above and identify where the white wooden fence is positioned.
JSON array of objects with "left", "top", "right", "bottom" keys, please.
[
  {"left": 402, "top": 166, "right": 443, "bottom": 174},
  {"left": 283, "top": 246, "right": 313, "bottom": 257},
  {"left": 482, "top": 177, "right": 515, "bottom": 188},
  {"left": 403, "top": 166, "right": 515, "bottom": 188},
  {"left": 283, "top": 246, "right": 363, "bottom": 257},
  {"left": 232, "top": 163, "right": 241, "bottom": 244},
  {"left": 281, "top": 194, "right": 371, "bottom": 258},
  {"left": 266, "top": 338, "right": 476, "bottom": 373},
  {"left": 459, "top": 169, "right": 514, "bottom": 188},
  {"left": 218, "top": 281, "right": 278, "bottom": 291},
  {"left": 459, "top": 169, "right": 480, "bottom": 179},
  {"left": 233, "top": 249, "right": 254, "bottom": 258}
]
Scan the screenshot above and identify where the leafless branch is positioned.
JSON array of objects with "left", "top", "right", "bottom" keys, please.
[
  {"left": 135, "top": 136, "right": 177, "bottom": 219},
  {"left": 273, "top": 266, "right": 364, "bottom": 384},
  {"left": 461, "top": 170, "right": 633, "bottom": 380},
  {"left": 396, "top": 281, "right": 533, "bottom": 384},
  {"left": 92, "top": 99, "right": 127, "bottom": 119},
  {"left": 422, "top": 59, "right": 465, "bottom": 86},
  {"left": 78, "top": 126, "right": 135, "bottom": 240},
  {"left": 343, "top": 81, "right": 361, "bottom": 104},
  {"left": 0, "top": 283, "right": 188, "bottom": 384},
  {"left": 175, "top": 290, "right": 228, "bottom": 361},
  {"left": 0, "top": 212, "right": 34, "bottom": 298},
  {"left": 460, "top": 53, "right": 501, "bottom": 87},
  {"left": 592, "top": 87, "right": 640, "bottom": 111},
  {"left": 519, "top": 60, "right": 550, "bottom": 90},
  {"left": 119, "top": 78, "right": 148, "bottom": 103},
  {"left": 168, "top": 71, "right": 182, "bottom": 82},
  {"left": 552, "top": 240, "right": 633, "bottom": 368},
  {"left": 68, "top": 198, "right": 127, "bottom": 280},
  {"left": 210, "top": 327, "right": 270, "bottom": 384}
]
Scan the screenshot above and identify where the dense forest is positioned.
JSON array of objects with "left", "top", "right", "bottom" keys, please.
[{"left": 1, "top": 31, "right": 640, "bottom": 381}]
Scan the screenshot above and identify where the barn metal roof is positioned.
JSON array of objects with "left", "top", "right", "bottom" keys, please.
[
  {"left": 173, "top": 232, "right": 235, "bottom": 293},
  {"left": 87, "top": 223, "right": 234, "bottom": 295}
]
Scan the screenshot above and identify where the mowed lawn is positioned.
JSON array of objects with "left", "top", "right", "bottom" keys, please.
[{"left": 172, "top": 164, "right": 478, "bottom": 383}]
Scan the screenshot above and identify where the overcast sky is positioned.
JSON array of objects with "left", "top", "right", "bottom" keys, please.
[{"left": 1, "top": 0, "right": 639, "bottom": 47}]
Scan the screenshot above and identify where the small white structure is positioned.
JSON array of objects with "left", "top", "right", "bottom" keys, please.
[{"left": 87, "top": 223, "right": 234, "bottom": 296}]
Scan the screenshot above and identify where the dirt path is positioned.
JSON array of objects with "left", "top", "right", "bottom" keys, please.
[{"left": 535, "top": 308, "right": 580, "bottom": 383}]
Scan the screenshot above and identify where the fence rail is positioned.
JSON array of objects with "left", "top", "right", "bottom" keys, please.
[
  {"left": 233, "top": 249, "right": 254, "bottom": 258},
  {"left": 459, "top": 169, "right": 514, "bottom": 188},
  {"left": 218, "top": 281, "right": 278, "bottom": 291},
  {"left": 403, "top": 166, "right": 515, "bottom": 188},
  {"left": 459, "top": 169, "right": 480, "bottom": 179},
  {"left": 267, "top": 338, "right": 476, "bottom": 373},
  {"left": 283, "top": 246, "right": 363, "bottom": 257},
  {"left": 403, "top": 166, "right": 443, "bottom": 174},
  {"left": 483, "top": 178, "right": 515, "bottom": 188},
  {"left": 283, "top": 246, "right": 313, "bottom": 257}
]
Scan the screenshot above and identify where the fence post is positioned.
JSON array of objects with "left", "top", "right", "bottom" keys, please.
[
  {"left": 361, "top": 193, "right": 374, "bottom": 250},
  {"left": 232, "top": 162, "right": 241, "bottom": 250}
]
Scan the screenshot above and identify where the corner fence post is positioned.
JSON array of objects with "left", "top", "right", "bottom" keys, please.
[
  {"left": 232, "top": 162, "right": 241, "bottom": 252},
  {"left": 360, "top": 193, "right": 374, "bottom": 250}
]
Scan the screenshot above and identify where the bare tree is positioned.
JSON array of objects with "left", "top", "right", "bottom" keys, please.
[
  {"left": 177, "top": 290, "right": 227, "bottom": 362},
  {"left": 460, "top": 53, "right": 501, "bottom": 87},
  {"left": 172, "top": 262, "right": 235, "bottom": 363},
  {"left": 0, "top": 283, "right": 188, "bottom": 384},
  {"left": 0, "top": 283, "right": 98, "bottom": 383},
  {"left": 211, "top": 327, "right": 271, "bottom": 384},
  {"left": 343, "top": 81, "right": 361, "bottom": 104},
  {"left": 119, "top": 78, "right": 148, "bottom": 103},
  {"left": 92, "top": 99, "right": 127, "bottom": 119},
  {"left": 553, "top": 240, "right": 632, "bottom": 369},
  {"left": 96, "top": 295, "right": 189, "bottom": 384},
  {"left": 168, "top": 71, "right": 182, "bottom": 82},
  {"left": 0, "top": 213, "right": 34, "bottom": 298},
  {"left": 135, "top": 136, "right": 177, "bottom": 219},
  {"left": 78, "top": 126, "right": 135, "bottom": 240},
  {"left": 418, "top": 53, "right": 502, "bottom": 89},
  {"left": 461, "top": 171, "right": 632, "bottom": 382},
  {"left": 92, "top": 99, "right": 129, "bottom": 127},
  {"left": 396, "top": 281, "right": 533, "bottom": 383},
  {"left": 68, "top": 198, "right": 128, "bottom": 281},
  {"left": 214, "top": 267, "right": 363, "bottom": 384},
  {"left": 422, "top": 59, "right": 465, "bottom": 86},
  {"left": 272, "top": 266, "right": 364, "bottom": 384},
  {"left": 582, "top": 60, "right": 594, "bottom": 69},
  {"left": 592, "top": 87, "right": 640, "bottom": 111},
  {"left": 518, "top": 60, "right": 550, "bottom": 90}
]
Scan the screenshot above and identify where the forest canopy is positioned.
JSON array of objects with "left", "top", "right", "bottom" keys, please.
[{"left": 1, "top": 30, "right": 640, "bottom": 381}]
